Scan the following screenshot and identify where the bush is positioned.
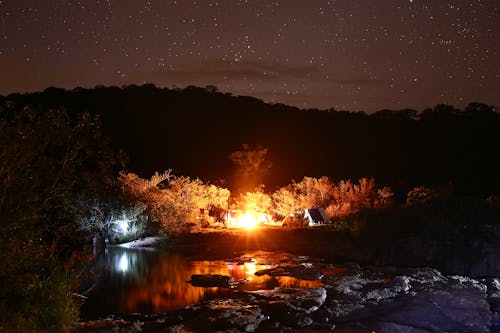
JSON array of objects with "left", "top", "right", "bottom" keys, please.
[
  {"left": 0, "top": 248, "right": 80, "bottom": 333},
  {"left": 282, "top": 215, "right": 309, "bottom": 229},
  {"left": 273, "top": 177, "right": 393, "bottom": 221},
  {"left": 76, "top": 198, "right": 149, "bottom": 244},
  {"left": 406, "top": 186, "right": 436, "bottom": 206},
  {"left": 0, "top": 104, "right": 122, "bottom": 332},
  {"left": 118, "top": 171, "right": 230, "bottom": 233}
]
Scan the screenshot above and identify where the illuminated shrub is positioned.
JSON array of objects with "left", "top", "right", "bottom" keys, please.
[
  {"left": 273, "top": 177, "right": 393, "bottom": 221},
  {"left": 76, "top": 199, "right": 149, "bottom": 244},
  {"left": 118, "top": 171, "right": 230, "bottom": 233},
  {"left": 282, "top": 215, "right": 309, "bottom": 229},
  {"left": 272, "top": 176, "right": 334, "bottom": 218},
  {"left": 236, "top": 186, "right": 272, "bottom": 213},
  {"left": 406, "top": 186, "right": 436, "bottom": 206}
]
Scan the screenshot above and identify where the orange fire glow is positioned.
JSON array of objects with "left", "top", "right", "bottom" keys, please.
[
  {"left": 116, "top": 252, "right": 325, "bottom": 314},
  {"left": 227, "top": 210, "right": 263, "bottom": 229},
  {"left": 237, "top": 211, "right": 259, "bottom": 229}
]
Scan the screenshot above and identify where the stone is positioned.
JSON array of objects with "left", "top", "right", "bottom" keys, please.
[
  {"left": 191, "top": 299, "right": 264, "bottom": 332},
  {"left": 77, "top": 317, "right": 142, "bottom": 333},
  {"left": 164, "top": 324, "right": 195, "bottom": 333},
  {"left": 378, "top": 288, "right": 491, "bottom": 333},
  {"left": 188, "top": 274, "right": 232, "bottom": 288},
  {"left": 249, "top": 287, "right": 327, "bottom": 315},
  {"left": 255, "top": 266, "right": 324, "bottom": 280},
  {"left": 370, "top": 321, "right": 430, "bottom": 333}
]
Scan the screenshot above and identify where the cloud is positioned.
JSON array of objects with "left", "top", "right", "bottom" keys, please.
[
  {"left": 156, "top": 59, "right": 319, "bottom": 82},
  {"left": 155, "top": 59, "right": 387, "bottom": 88},
  {"left": 331, "top": 77, "right": 387, "bottom": 86}
]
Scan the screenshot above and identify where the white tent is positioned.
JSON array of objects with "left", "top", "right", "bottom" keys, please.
[{"left": 303, "top": 208, "right": 330, "bottom": 226}]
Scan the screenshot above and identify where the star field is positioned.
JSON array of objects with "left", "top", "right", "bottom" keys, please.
[{"left": 0, "top": 0, "right": 498, "bottom": 111}]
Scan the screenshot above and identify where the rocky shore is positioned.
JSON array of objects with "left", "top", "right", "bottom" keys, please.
[{"left": 78, "top": 263, "right": 500, "bottom": 333}]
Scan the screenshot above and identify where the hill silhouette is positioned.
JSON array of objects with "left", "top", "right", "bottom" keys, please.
[{"left": 2, "top": 84, "right": 499, "bottom": 196}]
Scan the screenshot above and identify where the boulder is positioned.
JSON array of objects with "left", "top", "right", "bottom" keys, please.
[
  {"left": 255, "top": 266, "right": 324, "bottom": 280},
  {"left": 249, "top": 287, "right": 326, "bottom": 315},
  {"left": 188, "top": 274, "right": 232, "bottom": 288},
  {"left": 377, "top": 288, "right": 491, "bottom": 333},
  {"left": 370, "top": 321, "right": 430, "bottom": 333},
  {"left": 187, "top": 299, "right": 264, "bottom": 332},
  {"left": 77, "top": 317, "right": 142, "bottom": 333},
  {"left": 318, "top": 266, "right": 492, "bottom": 332}
]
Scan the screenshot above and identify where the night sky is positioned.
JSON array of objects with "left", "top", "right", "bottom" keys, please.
[{"left": 0, "top": 0, "right": 498, "bottom": 112}]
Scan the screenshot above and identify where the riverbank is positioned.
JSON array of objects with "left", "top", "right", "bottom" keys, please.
[
  {"left": 77, "top": 224, "right": 499, "bottom": 332},
  {"left": 77, "top": 261, "right": 500, "bottom": 332},
  {"left": 154, "top": 223, "right": 499, "bottom": 278}
]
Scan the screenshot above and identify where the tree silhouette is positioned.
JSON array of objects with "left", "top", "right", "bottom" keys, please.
[{"left": 229, "top": 144, "right": 273, "bottom": 193}]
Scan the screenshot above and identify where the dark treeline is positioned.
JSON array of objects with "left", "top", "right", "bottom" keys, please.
[{"left": 2, "top": 84, "right": 499, "bottom": 196}]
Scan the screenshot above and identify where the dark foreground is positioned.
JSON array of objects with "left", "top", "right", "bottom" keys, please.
[
  {"left": 163, "top": 225, "right": 499, "bottom": 277},
  {"left": 78, "top": 227, "right": 500, "bottom": 332}
]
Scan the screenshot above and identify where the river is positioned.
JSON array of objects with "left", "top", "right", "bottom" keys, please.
[{"left": 79, "top": 246, "right": 325, "bottom": 319}]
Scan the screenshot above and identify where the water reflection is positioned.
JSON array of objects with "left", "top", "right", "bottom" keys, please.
[{"left": 80, "top": 247, "right": 324, "bottom": 319}]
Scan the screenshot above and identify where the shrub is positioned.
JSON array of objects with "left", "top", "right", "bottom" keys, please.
[
  {"left": 406, "top": 186, "right": 436, "bottom": 206},
  {"left": 75, "top": 198, "right": 149, "bottom": 244},
  {"left": 118, "top": 171, "right": 230, "bottom": 233},
  {"left": 0, "top": 104, "right": 122, "bottom": 332},
  {"left": 273, "top": 177, "right": 393, "bottom": 221}
]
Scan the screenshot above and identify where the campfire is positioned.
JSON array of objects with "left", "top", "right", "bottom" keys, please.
[{"left": 226, "top": 210, "right": 269, "bottom": 229}]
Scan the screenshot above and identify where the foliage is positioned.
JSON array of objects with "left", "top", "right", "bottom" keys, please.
[
  {"left": 118, "top": 171, "right": 230, "bottom": 233},
  {"left": 273, "top": 177, "right": 393, "bottom": 220},
  {"left": 327, "top": 178, "right": 393, "bottom": 219},
  {"left": 282, "top": 215, "right": 309, "bottom": 229},
  {"left": 272, "top": 176, "right": 334, "bottom": 217},
  {"left": 1, "top": 268, "right": 80, "bottom": 333},
  {"left": 74, "top": 197, "right": 149, "bottom": 244},
  {"left": 406, "top": 186, "right": 437, "bottom": 206},
  {"left": 272, "top": 186, "right": 303, "bottom": 218},
  {"left": 229, "top": 144, "right": 273, "bottom": 193},
  {"left": 236, "top": 185, "right": 272, "bottom": 213},
  {"left": 0, "top": 103, "right": 123, "bottom": 332},
  {"left": 4, "top": 88, "right": 499, "bottom": 196}
]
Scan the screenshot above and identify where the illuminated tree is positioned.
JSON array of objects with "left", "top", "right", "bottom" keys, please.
[
  {"left": 272, "top": 186, "right": 303, "bottom": 217},
  {"left": 237, "top": 186, "right": 272, "bottom": 213},
  {"left": 118, "top": 171, "right": 230, "bottom": 232},
  {"left": 272, "top": 176, "right": 393, "bottom": 220},
  {"left": 229, "top": 144, "right": 272, "bottom": 193},
  {"left": 272, "top": 176, "right": 334, "bottom": 217},
  {"left": 326, "top": 178, "right": 393, "bottom": 219},
  {"left": 74, "top": 198, "right": 148, "bottom": 243}
]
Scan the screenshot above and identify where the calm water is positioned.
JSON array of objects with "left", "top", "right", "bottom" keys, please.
[{"left": 80, "top": 247, "right": 324, "bottom": 319}]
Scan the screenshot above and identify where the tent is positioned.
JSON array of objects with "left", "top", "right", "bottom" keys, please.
[{"left": 303, "top": 208, "right": 330, "bottom": 226}]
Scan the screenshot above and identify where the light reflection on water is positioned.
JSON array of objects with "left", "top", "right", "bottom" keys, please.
[{"left": 80, "top": 247, "right": 323, "bottom": 319}]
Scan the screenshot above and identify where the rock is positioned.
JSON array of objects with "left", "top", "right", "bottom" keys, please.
[
  {"left": 486, "top": 278, "right": 500, "bottom": 299},
  {"left": 317, "top": 265, "right": 494, "bottom": 332},
  {"left": 214, "top": 329, "right": 242, "bottom": 333},
  {"left": 78, "top": 261, "right": 496, "bottom": 333},
  {"left": 249, "top": 287, "right": 327, "bottom": 315},
  {"left": 485, "top": 278, "right": 500, "bottom": 332},
  {"left": 295, "top": 315, "right": 313, "bottom": 327},
  {"left": 195, "top": 299, "right": 263, "bottom": 332},
  {"left": 77, "top": 317, "right": 142, "bottom": 333},
  {"left": 255, "top": 266, "right": 324, "bottom": 280},
  {"left": 188, "top": 274, "right": 232, "bottom": 288},
  {"left": 363, "top": 276, "right": 411, "bottom": 302},
  {"left": 377, "top": 288, "right": 491, "bottom": 333},
  {"left": 164, "top": 324, "right": 195, "bottom": 333},
  {"left": 322, "top": 272, "right": 380, "bottom": 294},
  {"left": 370, "top": 321, "right": 430, "bottom": 333}
]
